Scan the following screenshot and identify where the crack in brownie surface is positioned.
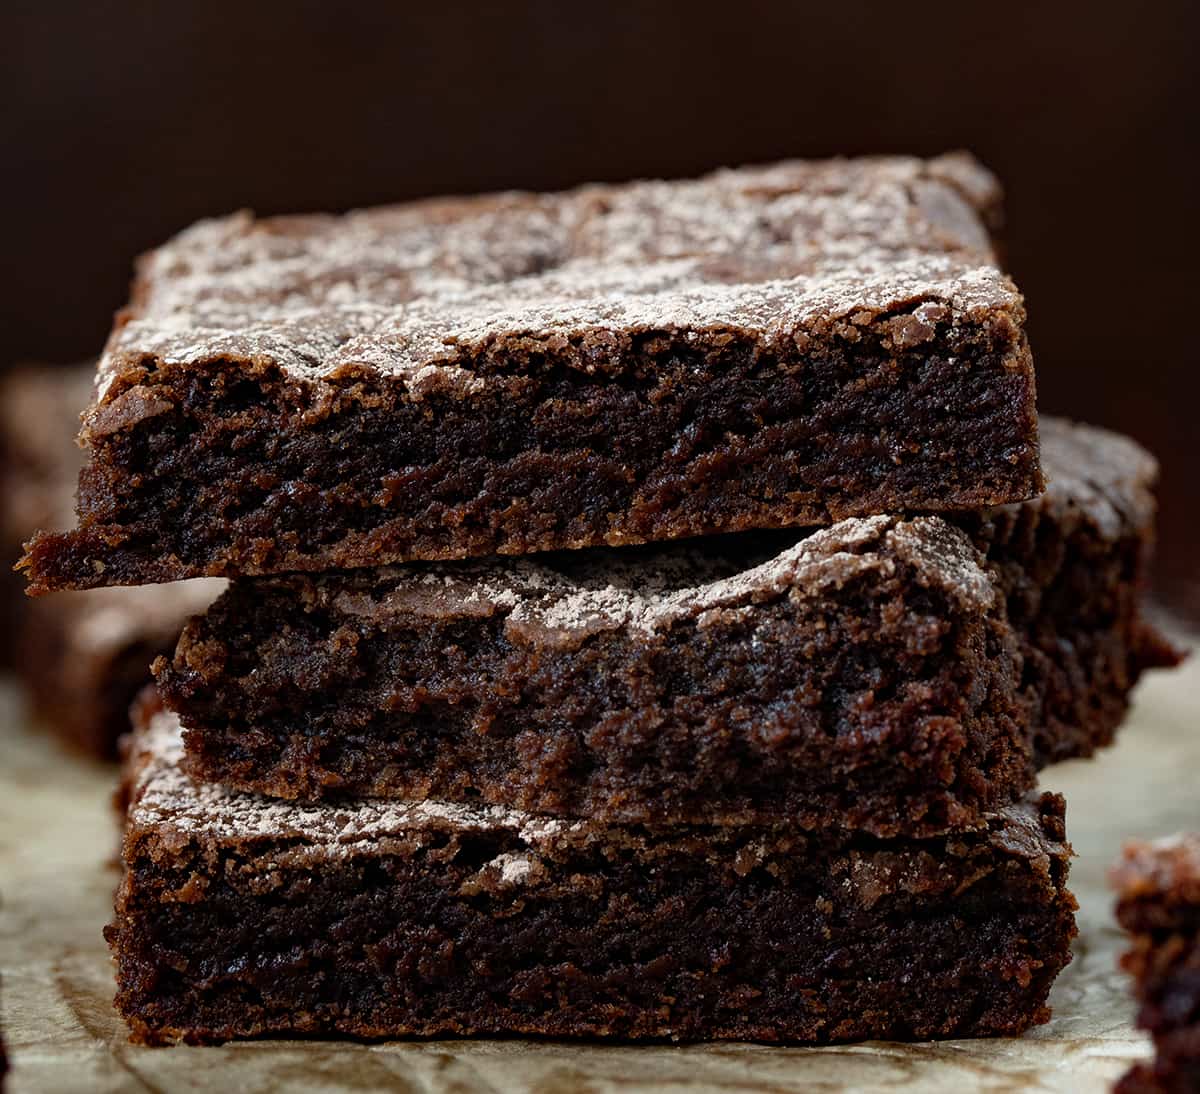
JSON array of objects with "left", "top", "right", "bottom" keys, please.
[
  {"left": 22, "top": 154, "right": 1041, "bottom": 592},
  {"left": 108, "top": 700, "right": 1076, "bottom": 1046}
]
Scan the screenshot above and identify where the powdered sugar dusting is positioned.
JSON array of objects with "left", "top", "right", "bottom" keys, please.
[
  {"left": 1033, "top": 418, "right": 1159, "bottom": 541},
  {"left": 93, "top": 155, "right": 1013, "bottom": 401},
  {"left": 130, "top": 708, "right": 577, "bottom": 848},
  {"left": 331, "top": 515, "right": 993, "bottom": 649}
]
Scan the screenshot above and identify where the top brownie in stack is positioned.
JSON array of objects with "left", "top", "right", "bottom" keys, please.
[{"left": 22, "top": 154, "right": 1041, "bottom": 591}]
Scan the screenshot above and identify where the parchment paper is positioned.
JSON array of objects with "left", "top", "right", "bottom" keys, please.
[{"left": 2, "top": 634, "right": 1196, "bottom": 1094}]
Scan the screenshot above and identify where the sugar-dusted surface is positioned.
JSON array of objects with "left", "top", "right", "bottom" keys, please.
[
  {"left": 130, "top": 705, "right": 577, "bottom": 848},
  {"left": 329, "top": 513, "right": 993, "bottom": 651},
  {"left": 95, "top": 154, "right": 1005, "bottom": 393}
]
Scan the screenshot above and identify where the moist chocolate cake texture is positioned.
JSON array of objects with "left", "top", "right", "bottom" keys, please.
[
  {"left": 155, "top": 418, "right": 1175, "bottom": 830},
  {"left": 0, "top": 364, "right": 222, "bottom": 756},
  {"left": 107, "top": 700, "right": 1077, "bottom": 1047},
  {"left": 22, "top": 154, "right": 1042, "bottom": 593},
  {"left": 1111, "top": 835, "right": 1200, "bottom": 1093}
]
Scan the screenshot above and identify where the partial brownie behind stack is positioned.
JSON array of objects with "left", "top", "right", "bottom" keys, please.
[
  {"left": 1111, "top": 835, "right": 1200, "bottom": 1093},
  {"left": 0, "top": 364, "right": 220, "bottom": 757}
]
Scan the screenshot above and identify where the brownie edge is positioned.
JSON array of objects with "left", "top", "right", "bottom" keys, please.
[{"left": 108, "top": 700, "right": 1076, "bottom": 1046}]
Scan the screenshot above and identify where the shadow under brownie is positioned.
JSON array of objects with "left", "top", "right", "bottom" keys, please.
[
  {"left": 1111, "top": 834, "right": 1200, "bottom": 1093},
  {"left": 108, "top": 697, "right": 1076, "bottom": 1047},
  {"left": 24, "top": 154, "right": 1041, "bottom": 593},
  {"left": 156, "top": 418, "right": 1176, "bottom": 832}
]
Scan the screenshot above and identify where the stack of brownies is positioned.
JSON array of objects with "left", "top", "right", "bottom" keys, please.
[{"left": 21, "top": 154, "right": 1177, "bottom": 1045}]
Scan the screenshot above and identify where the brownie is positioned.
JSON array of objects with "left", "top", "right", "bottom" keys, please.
[
  {"left": 959, "top": 416, "right": 1180, "bottom": 765},
  {"left": 23, "top": 154, "right": 1042, "bottom": 593},
  {"left": 155, "top": 419, "right": 1175, "bottom": 831},
  {"left": 108, "top": 698, "right": 1076, "bottom": 1046},
  {"left": 0, "top": 364, "right": 222, "bottom": 756},
  {"left": 160, "top": 513, "right": 1035, "bottom": 835},
  {"left": 1111, "top": 835, "right": 1200, "bottom": 1093}
]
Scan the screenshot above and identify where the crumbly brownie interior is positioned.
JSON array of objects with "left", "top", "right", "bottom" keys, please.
[
  {"left": 158, "top": 517, "right": 1031, "bottom": 834},
  {"left": 26, "top": 313, "right": 1035, "bottom": 591},
  {"left": 109, "top": 709, "right": 1076, "bottom": 1046}
]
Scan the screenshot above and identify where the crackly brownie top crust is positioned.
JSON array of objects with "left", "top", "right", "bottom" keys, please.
[
  {"left": 129, "top": 703, "right": 1066, "bottom": 875},
  {"left": 1035, "top": 417, "right": 1159, "bottom": 540},
  {"left": 92, "top": 154, "right": 1015, "bottom": 406},
  {"left": 279, "top": 514, "right": 994, "bottom": 651}
]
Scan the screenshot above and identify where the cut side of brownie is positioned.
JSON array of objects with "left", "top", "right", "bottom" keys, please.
[
  {"left": 157, "top": 514, "right": 1032, "bottom": 835},
  {"left": 108, "top": 699, "right": 1077, "bottom": 1046},
  {"left": 23, "top": 155, "right": 1041, "bottom": 593},
  {"left": 1111, "top": 835, "right": 1200, "bottom": 1093},
  {"left": 0, "top": 364, "right": 223, "bottom": 757},
  {"left": 155, "top": 418, "right": 1176, "bottom": 830}
]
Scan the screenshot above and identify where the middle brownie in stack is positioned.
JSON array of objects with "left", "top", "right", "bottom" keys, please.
[{"left": 36, "top": 154, "right": 1177, "bottom": 1045}]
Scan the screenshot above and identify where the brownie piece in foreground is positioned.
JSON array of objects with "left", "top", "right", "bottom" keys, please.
[
  {"left": 156, "top": 419, "right": 1175, "bottom": 829},
  {"left": 109, "top": 699, "right": 1076, "bottom": 1046},
  {"left": 24, "top": 154, "right": 1041, "bottom": 593},
  {"left": 160, "top": 514, "right": 1034, "bottom": 835},
  {"left": 0, "top": 364, "right": 222, "bottom": 756},
  {"left": 1111, "top": 835, "right": 1200, "bottom": 1093},
  {"left": 959, "top": 416, "right": 1180, "bottom": 766}
]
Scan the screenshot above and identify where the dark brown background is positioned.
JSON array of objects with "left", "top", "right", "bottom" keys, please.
[{"left": 4, "top": 2, "right": 1197, "bottom": 611}]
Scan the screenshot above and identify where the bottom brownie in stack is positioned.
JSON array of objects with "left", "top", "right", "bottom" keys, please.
[{"left": 109, "top": 694, "right": 1076, "bottom": 1046}]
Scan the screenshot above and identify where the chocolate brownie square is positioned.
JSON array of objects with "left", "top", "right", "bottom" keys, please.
[
  {"left": 160, "top": 514, "right": 1030, "bottom": 835},
  {"left": 1111, "top": 835, "right": 1200, "bottom": 1093},
  {"left": 24, "top": 154, "right": 1040, "bottom": 592},
  {"left": 107, "top": 696, "right": 1076, "bottom": 1046}
]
